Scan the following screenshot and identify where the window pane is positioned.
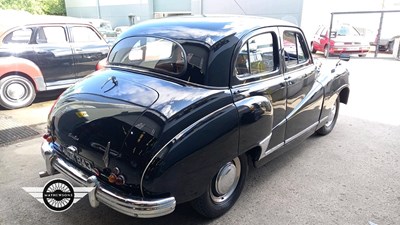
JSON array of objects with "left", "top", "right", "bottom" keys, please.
[
  {"left": 3, "top": 28, "right": 32, "bottom": 44},
  {"left": 283, "top": 31, "right": 298, "bottom": 66},
  {"left": 37, "top": 27, "right": 67, "bottom": 44},
  {"left": 235, "top": 44, "right": 249, "bottom": 76},
  {"left": 108, "top": 36, "right": 185, "bottom": 75},
  {"left": 248, "top": 33, "right": 275, "bottom": 74},
  {"left": 71, "top": 27, "right": 101, "bottom": 42},
  {"left": 297, "top": 35, "right": 306, "bottom": 63},
  {"left": 283, "top": 31, "right": 309, "bottom": 66}
]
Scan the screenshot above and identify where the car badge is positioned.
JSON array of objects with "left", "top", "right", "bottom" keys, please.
[
  {"left": 68, "top": 133, "right": 79, "bottom": 141},
  {"left": 102, "top": 142, "right": 111, "bottom": 167},
  {"left": 76, "top": 111, "right": 89, "bottom": 118},
  {"left": 67, "top": 146, "right": 78, "bottom": 153}
]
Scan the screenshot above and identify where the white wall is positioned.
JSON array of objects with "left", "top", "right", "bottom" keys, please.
[{"left": 192, "top": 0, "right": 304, "bottom": 25}]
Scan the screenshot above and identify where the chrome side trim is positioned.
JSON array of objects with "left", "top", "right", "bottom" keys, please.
[
  {"left": 264, "top": 142, "right": 284, "bottom": 158},
  {"left": 40, "top": 142, "right": 176, "bottom": 218},
  {"left": 140, "top": 104, "right": 234, "bottom": 196},
  {"left": 319, "top": 116, "right": 328, "bottom": 125},
  {"left": 256, "top": 134, "right": 272, "bottom": 161},
  {"left": 45, "top": 83, "right": 75, "bottom": 91},
  {"left": 286, "top": 121, "right": 318, "bottom": 143},
  {"left": 45, "top": 79, "right": 77, "bottom": 90}
]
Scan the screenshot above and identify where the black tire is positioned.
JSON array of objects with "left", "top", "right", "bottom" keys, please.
[
  {"left": 311, "top": 42, "right": 317, "bottom": 53},
  {"left": 0, "top": 75, "right": 36, "bottom": 109},
  {"left": 324, "top": 45, "right": 329, "bottom": 58},
  {"left": 388, "top": 41, "right": 394, "bottom": 54},
  {"left": 358, "top": 54, "right": 367, "bottom": 57},
  {"left": 316, "top": 96, "right": 340, "bottom": 135},
  {"left": 191, "top": 154, "right": 248, "bottom": 218}
]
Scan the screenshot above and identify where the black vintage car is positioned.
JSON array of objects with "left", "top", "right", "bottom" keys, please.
[
  {"left": 40, "top": 15, "right": 350, "bottom": 218},
  {"left": 0, "top": 15, "right": 109, "bottom": 109}
]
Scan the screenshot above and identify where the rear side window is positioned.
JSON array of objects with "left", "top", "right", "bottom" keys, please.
[
  {"left": 283, "top": 31, "right": 309, "bottom": 67},
  {"left": 234, "top": 32, "right": 276, "bottom": 78},
  {"left": 3, "top": 28, "right": 33, "bottom": 44},
  {"left": 36, "top": 26, "right": 67, "bottom": 44},
  {"left": 70, "top": 26, "right": 101, "bottom": 42},
  {"left": 108, "top": 36, "right": 186, "bottom": 76}
]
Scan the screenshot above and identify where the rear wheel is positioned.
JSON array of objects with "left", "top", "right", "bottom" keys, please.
[
  {"left": 0, "top": 75, "right": 36, "bottom": 109},
  {"left": 316, "top": 96, "right": 339, "bottom": 135},
  {"left": 311, "top": 42, "right": 317, "bottom": 53},
  {"left": 191, "top": 154, "right": 248, "bottom": 218},
  {"left": 324, "top": 45, "right": 329, "bottom": 58},
  {"left": 358, "top": 54, "right": 367, "bottom": 57},
  {"left": 388, "top": 41, "right": 394, "bottom": 54}
]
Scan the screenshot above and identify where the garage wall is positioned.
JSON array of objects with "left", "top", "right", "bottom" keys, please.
[
  {"left": 65, "top": 0, "right": 154, "bottom": 27},
  {"left": 154, "top": 0, "right": 191, "bottom": 12},
  {"left": 192, "top": 0, "right": 304, "bottom": 26}
]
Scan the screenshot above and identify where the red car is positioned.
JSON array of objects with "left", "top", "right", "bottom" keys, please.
[{"left": 311, "top": 24, "right": 370, "bottom": 57}]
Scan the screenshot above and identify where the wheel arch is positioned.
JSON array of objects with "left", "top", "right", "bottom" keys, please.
[
  {"left": 1, "top": 71, "right": 37, "bottom": 91},
  {"left": 339, "top": 86, "right": 350, "bottom": 104},
  {"left": 0, "top": 57, "right": 45, "bottom": 91}
]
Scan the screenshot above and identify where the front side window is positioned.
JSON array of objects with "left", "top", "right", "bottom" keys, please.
[
  {"left": 108, "top": 37, "right": 186, "bottom": 76},
  {"left": 3, "top": 28, "right": 33, "bottom": 44},
  {"left": 283, "top": 31, "right": 309, "bottom": 67},
  {"left": 71, "top": 26, "right": 101, "bottom": 42},
  {"left": 36, "top": 26, "right": 67, "bottom": 44},
  {"left": 234, "top": 32, "right": 276, "bottom": 78}
]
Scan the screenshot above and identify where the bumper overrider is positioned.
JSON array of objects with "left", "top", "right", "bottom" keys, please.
[{"left": 39, "top": 141, "right": 176, "bottom": 218}]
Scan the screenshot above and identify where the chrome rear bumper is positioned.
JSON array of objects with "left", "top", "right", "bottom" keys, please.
[{"left": 40, "top": 141, "right": 176, "bottom": 218}]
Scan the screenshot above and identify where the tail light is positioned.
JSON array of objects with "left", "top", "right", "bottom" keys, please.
[
  {"left": 115, "top": 175, "right": 126, "bottom": 185},
  {"left": 106, "top": 167, "right": 125, "bottom": 185},
  {"left": 108, "top": 173, "right": 117, "bottom": 183},
  {"left": 43, "top": 133, "right": 56, "bottom": 143},
  {"left": 96, "top": 58, "right": 108, "bottom": 70}
]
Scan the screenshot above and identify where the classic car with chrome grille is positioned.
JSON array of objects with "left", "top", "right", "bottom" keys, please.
[{"left": 39, "top": 15, "right": 350, "bottom": 218}]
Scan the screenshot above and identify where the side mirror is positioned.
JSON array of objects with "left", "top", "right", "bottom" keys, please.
[{"left": 331, "top": 54, "right": 350, "bottom": 73}]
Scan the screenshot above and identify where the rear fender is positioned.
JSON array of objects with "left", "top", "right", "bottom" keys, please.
[
  {"left": 0, "top": 57, "right": 45, "bottom": 91},
  {"left": 234, "top": 95, "right": 273, "bottom": 161},
  {"left": 140, "top": 104, "right": 240, "bottom": 203}
]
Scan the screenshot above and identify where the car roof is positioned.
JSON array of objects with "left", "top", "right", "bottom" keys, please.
[
  {"left": 120, "top": 15, "right": 296, "bottom": 47},
  {"left": 0, "top": 15, "right": 90, "bottom": 35}
]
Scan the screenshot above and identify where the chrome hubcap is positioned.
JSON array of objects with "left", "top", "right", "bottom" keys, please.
[
  {"left": 211, "top": 157, "right": 241, "bottom": 203},
  {"left": 326, "top": 101, "right": 336, "bottom": 127},
  {"left": 6, "top": 83, "right": 26, "bottom": 100}
]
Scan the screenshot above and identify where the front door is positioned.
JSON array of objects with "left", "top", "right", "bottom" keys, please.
[
  {"left": 68, "top": 26, "right": 109, "bottom": 79},
  {"left": 279, "top": 27, "right": 324, "bottom": 142}
]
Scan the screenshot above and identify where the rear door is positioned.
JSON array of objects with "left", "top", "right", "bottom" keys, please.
[
  {"left": 231, "top": 27, "right": 287, "bottom": 159},
  {"left": 68, "top": 25, "right": 109, "bottom": 79},
  {"left": 33, "top": 25, "right": 75, "bottom": 84}
]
